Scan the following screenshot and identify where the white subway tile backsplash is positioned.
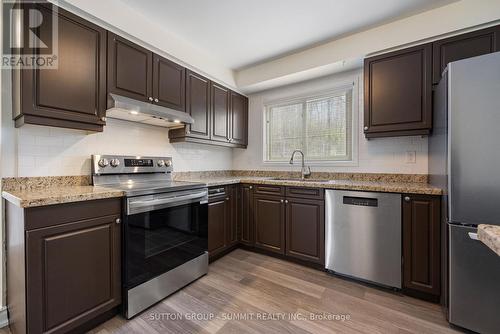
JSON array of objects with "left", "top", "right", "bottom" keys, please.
[
  {"left": 14, "top": 71, "right": 429, "bottom": 177},
  {"left": 15, "top": 119, "right": 233, "bottom": 177}
]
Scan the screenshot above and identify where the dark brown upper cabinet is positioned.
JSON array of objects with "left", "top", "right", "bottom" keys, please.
[
  {"left": 211, "top": 82, "right": 231, "bottom": 142},
  {"left": 432, "top": 26, "right": 500, "bottom": 84},
  {"left": 153, "top": 54, "right": 186, "bottom": 111},
  {"left": 169, "top": 70, "right": 211, "bottom": 141},
  {"left": 169, "top": 71, "right": 248, "bottom": 148},
  {"left": 108, "top": 33, "right": 185, "bottom": 111},
  {"left": 12, "top": 3, "right": 107, "bottom": 132},
  {"left": 107, "top": 32, "right": 153, "bottom": 104},
  {"left": 230, "top": 91, "right": 249, "bottom": 146},
  {"left": 402, "top": 194, "right": 441, "bottom": 302},
  {"left": 364, "top": 43, "right": 432, "bottom": 138}
]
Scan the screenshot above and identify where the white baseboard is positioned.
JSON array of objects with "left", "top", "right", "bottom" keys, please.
[{"left": 0, "top": 306, "right": 8, "bottom": 328}]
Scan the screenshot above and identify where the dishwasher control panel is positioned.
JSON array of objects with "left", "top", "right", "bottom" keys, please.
[{"left": 343, "top": 196, "right": 378, "bottom": 207}]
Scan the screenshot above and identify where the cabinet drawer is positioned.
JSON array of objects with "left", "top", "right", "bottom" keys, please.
[
  {"left": 25, "top": 198, "right": 121, "bottom": 231},
  {"left": 286, "top": 187, "right": 324, "bottom": 200},
  {"left": 254, "top": 185, "right": 285, "bottom": 196}
]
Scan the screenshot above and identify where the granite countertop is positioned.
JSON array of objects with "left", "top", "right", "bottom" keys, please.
[
  {"left": 2, "top": 173, "right": 442, "bottom": 208},
  {"left": 478, "top": 224, "right": 500, "bottom": 256},
  {"left": 2, "top": 186, "right": 124, "bottom": 208},
  {"left": 175, "top": 176, "right": 443, "bottom": 195}
]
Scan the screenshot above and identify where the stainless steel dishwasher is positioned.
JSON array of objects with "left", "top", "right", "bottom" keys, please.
[{"left": 325, "top": 190, "right": 402, "bottom": 289}]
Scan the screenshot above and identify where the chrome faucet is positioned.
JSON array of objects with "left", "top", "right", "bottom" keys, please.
[{"left": 289, "top": 150, "right": 311, "bottom": 180}]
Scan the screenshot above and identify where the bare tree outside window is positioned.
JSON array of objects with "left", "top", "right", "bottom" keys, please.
[{"left": 265, "top": 89, "right": 353, "bottom": 162}]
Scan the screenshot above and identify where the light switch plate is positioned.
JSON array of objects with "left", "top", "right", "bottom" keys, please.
[{"left": 405, "top": 151, "right": 416, "bottom": 164}]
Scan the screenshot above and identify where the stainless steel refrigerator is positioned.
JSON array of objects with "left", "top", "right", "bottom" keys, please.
[{"left": 429, "top": 51, "right": 500, "bottom": 334}]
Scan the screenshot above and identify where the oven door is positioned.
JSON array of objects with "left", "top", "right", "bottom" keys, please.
[{"left": 123, "top": 188, "right": 208, "bottom": 289}]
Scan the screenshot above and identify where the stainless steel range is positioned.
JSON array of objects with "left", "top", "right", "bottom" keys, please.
[{"left": 92, "top": 155, "right": 208, "bottom": 319}]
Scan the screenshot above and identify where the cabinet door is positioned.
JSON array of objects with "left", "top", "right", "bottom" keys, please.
[
  {"left": 285, "top": 198, "right": 325, "bottom": 264},
  {"left": 107, "top": 32, "right": 153, "bottom": 103},
  {"left": 364, "top": 43, "right": 432, "bottom": 138},
  {"left": 254, "top": 195, "right": 285, "bottom": 254},
  {"left": 153, "top": 54, "right": 186, "bottom": 111},
  {"left": 208, "top": 199, "right": 226, "bottom": 255},
  {"left": 230, "top": 91, "right": 248, "bottom": 146},
  {"left": 402, "top": 195, "right": 441, "bottom": 301},
  {"left": 211, "top": 82, "right": 231, "bottom": 142},
  {"left": 26, "top": 215, "right": 121, "bottom": 334},
  {"left": 185, "top": 70, "right": 211, "bottom": 139},
  {"left": 239, "top": 184, "right": 254, "bottom": 246},
  {"left": 226, "top": 185, "right": 238, "bottom": 247},
  {"left": 432, "top": 26, "right": 500, "bottom": 84},
  {"left": 15, "top": 3, "right": 107, "bottom": 132}
]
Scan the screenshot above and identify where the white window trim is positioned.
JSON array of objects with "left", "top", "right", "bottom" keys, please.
[{"left": 261, "top": 78, "right": 359, "bottom": 167}]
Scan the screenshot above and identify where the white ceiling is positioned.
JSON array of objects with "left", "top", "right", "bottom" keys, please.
[{"left": 118, "top": 0, "right": 456, "bottom": 70}]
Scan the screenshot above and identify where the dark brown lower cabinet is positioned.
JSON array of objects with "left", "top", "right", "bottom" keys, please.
[
  {"left": 226, "top": 185, "right": 238, "bottom": 247},
  {"left": 249, "top": 186, "right": 325, "bottom": 265},
  {"left": 253, "top": 194, "right": 286, "bottom": 255},
  {"left": 208, "top": 197, "right": 227, "bottom": 256},
  {"left": 402, "top": 194, "right": 441, "bottom": 302},
  {"left": 238, "top": 184, "right": 254, "bottom": 246},
  {"left": 6, "top": 198, "right": 121, "bottom": 334},
  {"left": 285, "top": 198, "right": 325, "bottom": 265},
  {"left": 208, "top": 185, "right": 238, "bottom": 260}
]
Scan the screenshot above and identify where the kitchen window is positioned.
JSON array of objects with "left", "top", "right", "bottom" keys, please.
[{"left": 264, "top": 87, "right": 356, "bottom": 164}]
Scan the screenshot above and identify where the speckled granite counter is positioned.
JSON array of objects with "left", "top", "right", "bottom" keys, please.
[
  {"left": 2, "top": 172, "right": 442, "bottom": 209},
  {"left": 1, "top": 175, "right": 124, "bottom": 208},
  {"left": 478, "top": 224, "right": 500, "bottom": 256},
  {"left": 174, "top": 176, "right": 442, "bottom": 195},
  {"left": 2, "top": 186, "right": 124, "bottom": 208}
]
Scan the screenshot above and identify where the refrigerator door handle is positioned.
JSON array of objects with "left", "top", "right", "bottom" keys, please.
[{"left": 468, "top": 232, "right": 479, "bottom": 241}]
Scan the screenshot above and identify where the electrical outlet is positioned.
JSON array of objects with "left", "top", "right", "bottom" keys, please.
[{"left": 405, "top": 151, "right": 416, "bottom": 164}]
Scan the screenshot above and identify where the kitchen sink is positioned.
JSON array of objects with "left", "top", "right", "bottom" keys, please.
[{"left": 270, "top": 177, "right": 330, "bottom": 183}]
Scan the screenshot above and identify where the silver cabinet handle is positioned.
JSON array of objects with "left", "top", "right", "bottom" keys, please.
[
  {"left": 115, "top": 218, "right": 121, "bottom": 224},
  {"left": 468, "top": 232, "right": 479, "bottom": 240},
  {"left": 249, "top": 186, "right": 253, "bottom": 189},
  {"left": 364, "top": 126, "right": 369, "bottom": 131},
  {"left": 285, "top": 200, "right": 289, "bottom": 204},
  {"left": 148, "top": 97, "right": 153, "bottom": 101},
  {"left": 226, "top": 197, "right": 230, "bottom": 201},
  {"left": 280, "top": 199, "right": 284, "bottom": 203},
  {"left": 100, "top": 116, "right": 107, "bottom": 122},
  {"left": 154, "top": 98, "right": 159, "bottom": 103},
  {"left": 404, "top": 196, "right": 411, "bottom": 202}
]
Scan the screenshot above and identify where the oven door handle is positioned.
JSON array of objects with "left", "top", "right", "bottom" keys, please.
[
  {"left": 128, "top": 190, "right": 207, "bottom": 214},
  {"left": 131, "top": 191, "right": 207, "bottom": 207}
]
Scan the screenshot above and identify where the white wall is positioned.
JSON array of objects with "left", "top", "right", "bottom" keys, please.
[
  {"left": 54, "top": 0, "right": 238, "bottom": 91},
  {"left": 13, "top": 119, "right": 232, "bottom": 177},
  {"left": 233, "top": 70, "right": 428, "bottom": 174},
  {"left": 236, "top": 0, "right": 500, "bottom": 92}
]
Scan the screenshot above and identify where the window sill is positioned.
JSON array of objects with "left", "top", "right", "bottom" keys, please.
[{"left": 262, "top": 160, "right": 359, "bottom": 168}]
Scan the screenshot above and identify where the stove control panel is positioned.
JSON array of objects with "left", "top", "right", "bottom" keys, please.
[{"left": 92, "top": 155, "right": 173, "bottom": 175}]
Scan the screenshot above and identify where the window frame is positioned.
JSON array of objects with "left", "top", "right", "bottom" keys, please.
[{"left": 262, "top": 81, "right": 359, "bottom": 167}]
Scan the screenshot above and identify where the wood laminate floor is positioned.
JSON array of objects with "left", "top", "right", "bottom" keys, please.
[{"left": 0, "top": 249, "right": 462, "bottom": 334}]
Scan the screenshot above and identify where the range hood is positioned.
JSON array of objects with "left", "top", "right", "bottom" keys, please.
[{"left": 106, "top": 94, "right": 194, "bottom": 128}]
